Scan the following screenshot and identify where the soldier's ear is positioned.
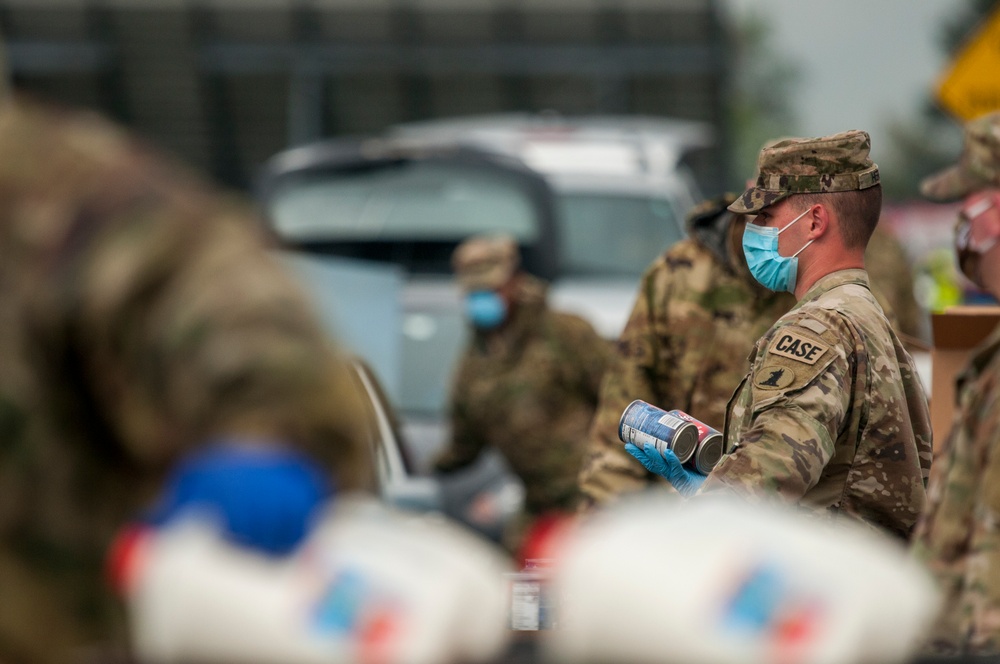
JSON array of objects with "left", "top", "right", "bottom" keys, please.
[{"left": 806, "top": 204, "right": 830, "bottom": 241}]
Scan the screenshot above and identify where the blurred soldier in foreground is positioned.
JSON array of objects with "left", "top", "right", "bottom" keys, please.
[
  {"left": 0, "top": 97, "right": 373, "bottom": 662},
  {"left": 577, "top": 195, "right": 795, "bottom": 506},
  {"left": 434, "top": 235, "right": 609, "bottom": 554},
  {"left": 117, "top": 496, "right": 512, "bottom": 664},
  {"left": 628, "top": 131, "right": 932, "bottom": 540},
  {"left": 911, "top": 110, "right": 1000, "bottom": 655}
]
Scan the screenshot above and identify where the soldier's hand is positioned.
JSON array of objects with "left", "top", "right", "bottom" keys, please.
[{"left": 624, "top": 443, "right": 706, "bottom": 498}]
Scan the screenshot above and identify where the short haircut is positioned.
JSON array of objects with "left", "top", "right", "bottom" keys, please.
[{"left": 795, "top": 184, "right": 882, "bottom": 249}]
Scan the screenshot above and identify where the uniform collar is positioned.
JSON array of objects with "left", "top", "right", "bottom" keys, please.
[{"left": 796, "top": 269, "right": 871, "bottom": 307}]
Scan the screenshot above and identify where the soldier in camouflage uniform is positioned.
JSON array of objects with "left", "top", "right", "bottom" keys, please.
[
  {"left": 578, "top": 195, "right": 796, "bottom": 505},
  {"left": 628, "top": 130, "right": 933, "bottom": 540},
  {"left": 867, "top": 224, "right": 925, "bottom": 344},
  {"left": 434, "top": 236, "right": 609, "bottom": 549},
  {"left": 911, "top": 111, "right": 1000, "bottom": 655},
  {"left": 0, "top": 98, "right": 373, "bottom": 663}
]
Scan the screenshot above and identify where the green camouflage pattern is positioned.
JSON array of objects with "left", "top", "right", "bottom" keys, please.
[
  {"left": 0, "top": 99, "right": 373, "bottom": 662},
  {"left": 911, "top": 322, "right": 1000, "bottom": 655},
  {"left": 436, "top": 275, "right": 609, "bottom": 517},
  {"left": 702, "top": 270, "right": 933, "bottom": 540},
  {"left": 921, "top": 110, "right": 1000, "bottom": 202},
  {"left": 730, "top": 130, "right": 881, "bottom": 214},
  {"left": 866, "top": 225, "right": 925, "bottom": 342},
  {"left": 578, "top": 201, "right": 796, "bottom": 506}
]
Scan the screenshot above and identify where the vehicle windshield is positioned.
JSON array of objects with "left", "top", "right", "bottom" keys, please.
[
  {"left": 557, "top": 192, "right": 684, "bottom": 278},
  {"left": 268, "top": 161, "right": 541, "bottom": 243}
]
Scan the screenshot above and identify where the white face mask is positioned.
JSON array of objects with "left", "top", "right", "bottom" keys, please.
[{"left": 955, "top": 196, "right": 999, "bottom": 289}]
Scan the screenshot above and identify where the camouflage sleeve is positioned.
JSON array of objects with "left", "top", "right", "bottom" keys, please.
[
  {"left": 701, "top": 320, "right": 852, "bottom": 501},
  {"left": 910, "top": 360, "right": 1000, "bottom": 651},
  {"left": 434, "top": 352, "right": 488, "bottom": 473},
  {"left": 554, "top": 312, "right": 612, "bottom": 404},
  {"left": 578, "top": 263, "right": 673, "bottom": 506},
  {"left": 0, "top": 102, "right": 374, "bottom": 493},
  {"left": 56, "top": 206, "right": 376, "bottom": 492}
]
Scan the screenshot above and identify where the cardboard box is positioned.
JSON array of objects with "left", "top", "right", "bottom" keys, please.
[{"left": 930, "top": 306, "right": 1000, "bottom": 447}]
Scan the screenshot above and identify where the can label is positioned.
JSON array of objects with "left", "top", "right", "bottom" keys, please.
[
  {"left": 618, "top": 400, "right": 698, "bottom": 464},
  {"left": 668, "top": 410, "right": 725, "bottom": 475}
]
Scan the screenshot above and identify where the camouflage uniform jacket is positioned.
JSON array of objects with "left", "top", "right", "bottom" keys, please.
[
  {"left": 702, "top": 269, "right": 933, "bottom": 540},
  {"left": 0, "top": 100, "right": 372, "bottom": 663},
  {"left": 578, "top": 212, "right": 795, "bottom": 505},
  {"left": 911, "top": 323, "right": 1000, "bottom": 655},
  {"left": 435, "top": 275, "right": 609, "bottom": 514}
]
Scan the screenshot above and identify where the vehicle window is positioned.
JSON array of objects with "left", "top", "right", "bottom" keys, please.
[
  {"left": 557, "top": 193, "right": 684, "bottom": 277},
  {"left": 268, "top": 161, "right": 541, "bottom": 243},
  {"left": 399, "top": 308, "right": 468, "bottom": 415}
]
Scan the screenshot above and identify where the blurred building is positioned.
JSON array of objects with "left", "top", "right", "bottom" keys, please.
[{"left": 2, "top": 0, "right": 730, "bottom": 192}]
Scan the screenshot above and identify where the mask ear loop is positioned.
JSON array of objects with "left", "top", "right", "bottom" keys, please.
[
  {"left": 963, "top": 197, "right": 995, "bottom": 221},
  {"left": 777, "top": 207, "right": 814, "bottom": 258},
  {"left": 776, "top": 207, "right": 812, "bottom": 235}
]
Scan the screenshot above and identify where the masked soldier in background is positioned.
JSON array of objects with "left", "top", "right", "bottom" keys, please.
[
  {"left": 628, "top": 131, "right": 932, "bottom": 540},
  {"left": 434, "top": 235, "right": 609, "bottom": 554},
  {"left": 577, "top": 194, "right": 796, "bottom": 506},
  {"left": 0, "top": 95, "right": 373, "bottom": 662},
  {"left": 911, "top": 110, "right": 1000, "bottom": 655}
]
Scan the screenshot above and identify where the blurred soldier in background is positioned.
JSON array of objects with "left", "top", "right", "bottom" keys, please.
[
  {"left": 0, "top": 96, "right": 373, "bottom": 662},
  {"left": 911, "top": 110, "right": 1000, "bottom": 655},
  {"left": 577, "top": 194, "right": 796, "bottom": 506},
  {"left": 434, "top": 235, "right": 609, "bottom": 555},
  {"left": 628, "top": 131, "right": 932, "bottom": 540},
  {"left": 866, "top": 224, "right": 926, "bottom": 344}
]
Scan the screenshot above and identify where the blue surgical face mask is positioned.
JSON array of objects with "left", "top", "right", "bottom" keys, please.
[
  {"left": 742, "top": 207, "right": 814, "bottom": 293},
  {"left": 465, "top": 290, "right": 507, "bottom": 329}
]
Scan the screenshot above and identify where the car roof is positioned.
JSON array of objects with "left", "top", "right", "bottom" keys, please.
[
  {"left": 388, "top": 112, "right": 714, "bottom": 182},
  {"left": 255, "top": 136, "right": 564, "bottom": 281}
]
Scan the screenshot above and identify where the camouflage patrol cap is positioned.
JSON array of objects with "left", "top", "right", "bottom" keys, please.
[
  {"left": 920, "top": 111, "right": 1000, "bottom": 201},
  {"left": 685, "top": 192, "right": 739, "bottom": 227},
  {"left": 729, "top": 130, "right": 881, "bottom": 214},
  {"left": 452, "top": 235, "right": 520, "bottom": 290}
]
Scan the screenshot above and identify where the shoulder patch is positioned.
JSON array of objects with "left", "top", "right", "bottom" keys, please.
[
  {"left": 767, "top": 328, "right": 829, "bottom": 365},
  {"left": 755, "top": 365, "right": 796, "bottom": 390}
]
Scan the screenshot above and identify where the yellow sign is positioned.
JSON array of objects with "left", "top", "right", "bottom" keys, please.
[{"left": 936, "top": 7, "right": 1000, "bottom": 121}]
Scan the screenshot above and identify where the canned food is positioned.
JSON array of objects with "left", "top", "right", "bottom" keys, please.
[
  {"left": 618, "top": 400, "right": 698, "bottom": 464},
  {"left": 668, "top": 410, "right": 725, "bottom": 475}
]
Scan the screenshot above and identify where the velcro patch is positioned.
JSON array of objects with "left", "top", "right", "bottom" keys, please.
[
  {"left": 767, "top": 329, "right": 829, "bottom": 365},
  {"left": 754, "top": 365, "right": 796, "bottom": 390},
  {"left": 798, "top": 318, "right": 828, "bottom": 335}
]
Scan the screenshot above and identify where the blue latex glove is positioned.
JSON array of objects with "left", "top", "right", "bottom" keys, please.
[
  {"left": 624, "top": 442, "right": 706, "bottom": 498},
  {"left": 144, "top": 442, "right": 333, "bottom": 556}
]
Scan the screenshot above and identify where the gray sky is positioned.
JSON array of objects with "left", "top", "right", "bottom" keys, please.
[{"left": 720, "top": 0, "right": 960, "bottom": 164}]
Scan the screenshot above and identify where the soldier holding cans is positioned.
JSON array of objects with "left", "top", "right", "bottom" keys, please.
[
  {"left": 578, "top": 194, "right": 795, "bottom": 506},
  {"left": 628, "top": 130, "right": 932, "bottom": 541}
]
